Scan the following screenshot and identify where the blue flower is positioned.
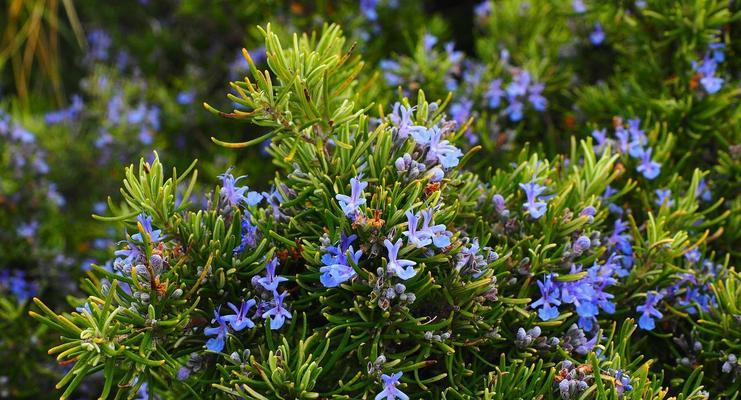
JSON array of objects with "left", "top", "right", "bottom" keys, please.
[
  {"left": 262, "top": 186, "right": 289, "bottom": 221},
  {"left": 360, "top": 0, "right": 379, "bottom": 21},
  {"left": 693, "top": 54, "right": 724, "bottom": 94},
  {"left": 608, "top": 218, "right": 634, "bottom": 274},
  {"left": 655, "top": 189, "right": 674, "bottom": 208},
  {"left": 384, "top": 238, "right": 417, "bottom": 280},
  {"left": 695, "top": 178, "right": 712, "bottom": 202},
  {"left": 336, "top": 175, "right": 368, "bottom": 219},
  {"left": 527, "top": 82, "right": 547, "bottom": 111},
  {"left": 627, "top": 119, "right": 647, "bottom": 158},
  {"left": 234, "top": 213, "right": 260, "bottom": 253},
  {"left": 176, "top": 90, "right": 196, "bottom": 105},
  {"left": 531, "top": 273, "right": 561, "bottom": 321},
  {"left": 591, "top": 128, "right": 607, "bottom": 154},
  {"left": 572, "top": 235, "right": 592, "bottom": 255},
  {"left": 423, "top": 33, "right": 438, "bottom": 51},
  {"left": 474, "top": 1, "right": 492, "bottom": 19},
  {"left": 636, "top": 291, "right": 663, "bottom": 330},
  {"left": 486, "top": 79, "right": 504, "bottom": 108},
  {"left": 603, "top": 185, "right": 624, "bottom": 215},
  {"left": 709, "top": 42, "right": 726, "bottom": 63},
  {"left": 218, "top": 167, "right": 263, "bottom": 208},
  {"left": 263, "top": 290, "right": 292, "bottom": 330},
  {"left": 222, "top": 299, "right": 256, "bottom": 331},
  {"left": 613, "top": 370, "right": 633, "bottom": 397},
  {"left": 205, "top": 308, "right": 228, "bottom": 352},
  {"left": 389, "top": 103, "right": 416, "bottom": 140},
  {"left": 492, "top": 194, "right": 510, "bottom": 217},
  {"left": 86, "top": 29, "right": 112, "bottom": 63},
  {"left": 132, "top": 213, "right": 163, "bottom": 243},
  {"left": 700, "top": 73, "right": 723, "bottom": 94},
  {"left": 445, "top": 42, "right": 465, "bottom": 66},
  {"left": 115, "top": 234, "right": 144, "bottom": 266},
  {"left": 505, "top": 97, "right": 524, "bottom": 121},
  {"left": 506, "top": 71, "right": 530, "bottom": 97},
  {"left": 614, "top": 125, "right": 630, "bottom": 154},
  {"left": 579, "top": 205, "right": 597, "bottom": 223},
  {"left": 411, "top": 125, "right": 463, "bottom": 169},
  {"left": 375, "top": 372, "right": 408, "bottom": 400},
  {"left": 519, "top": 178, "right": 548, "bottom": 219},
  {"left": 589, "top": 23, "right": 605, "bottom": 45},
  {"left": 0, "top": 270, "right": 37, "bottom": 303},
  {"left": 572, "top": 0, "right": 586, "bottom": 13},
  {"left": 677, "top": 284, "right": 715, "bottom": 314},
  {"left": 44, "top": 95, "right": 83, "bottom": 124},
  {"left": 684, "top": 248, "right": 701, "bottom": 264},
  {"left": 420, "top": 208, "right": 452, "bottom": 248},
  {"left": 320, "top": 235, "right": 363, "bottom": 287},
  {"left": 402, "top": 210, "right": 432, "bottom": 248},
  {"left": 636, "top": 147, "right": 661, "bottom": 180},
  {"left": 257, "top": 257, "right": 288, "bottom": 292},
  {"left": 380, "top": 59, "right": 402, "bottom": 86},
  {"left": 16, "top": 220, "right": 39, "bottom": 239}
]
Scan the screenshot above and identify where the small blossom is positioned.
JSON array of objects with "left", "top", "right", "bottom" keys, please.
[
  {"left": 486, "top": 79, "right": 504, "bottom": 108},
  {"left": 420, "top": 208, "right": 452, "bottom": 248},
  {"left": 505, "top": 97, "right": 524, "bottom": 121},
  {"left": 492, "top": 194, "right": 510, "bottom": 217},
  {"left": 336, "top": 175, "right": 368, "bottom": 218},
  {"left": 636, "top": 147, "right": 661, "bottom": 180},
  {"left": 320, "top": 235, "right": 363, "bottom": 288},
  {"left": 411, "top": 125, "right": 463, "bottom": 169},
  {"left": 528, "top": 82, "right": 547, "bottom": 111},
  {"left": 613, "top": 370, "right": 633, "bottom": 397},
  {"left": 402, "top": 210, "right": 432, "bottom": 248},
  {"left": 636, "top": 291, "right": 663, "bottom": 330},
  {"left": 384, "top": 239, "right": 417, "bottom": 280},
  {"left": 531, "top": 273, "right": 561, "bottom": 321},
  {"left": 572, "top": 0, "right": 586, "bottom": 13},
  {"left": 218, "top": 167, "right": 263, "bottom": 208},
  {"left": 257, "top": 257, "right": 288, "bottom": 292},
  {"left": 655, "top": 189, "right": 674, "bottom": 207},
  {"left": 234, "top": 213, "right": 260, "bottom": 253},
  {"left": 375, "top": 372, "right": 408, "bottom": 400},
  {"left": 389, "top": 103, "right": 416, "bottom": 140},
  {"left": 263, "top": 290, "right": 292, "bottom": 330},
  {"left": 519, "top": 178, "right": 549, "bottom": 219},
  {"left": 722, "top": 354, "right": 737, "bottom": 374},
  {"left": 579, "top": 206, "right": 596, "bottom": 223},
  {"left": 684, "top": 248, "right": 701, "bottom": 264},
  {"left": 589, "top": 23, "right": 605, "bottom": 45},
  {"left": 507, "top": 71, "right": 530, "bottom": 97},
  {"left": 695, "top": 178, "right": 712, "bottom": 202},
  {"left": 222, "top": 299, "right": 257, "bottom": 331},
  {"left": 132, "top": 213, "right": 163, "bottom": 243},
  {"left": 205, "top": 308, "right": 228, "bottom": 352},
  {"left": 591, "top": 128, "right": 607, "bottom": 154},
  {"left": 572, "top": 235, "right": 591, "bottom": 255}
]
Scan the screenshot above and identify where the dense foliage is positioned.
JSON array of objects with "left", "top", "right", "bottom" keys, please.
[{"left": 1, "top": 1, "right": 739, "bottom": 399}]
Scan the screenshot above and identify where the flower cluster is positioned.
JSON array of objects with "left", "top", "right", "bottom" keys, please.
[
  {"left": 592, "top": 117, "right": 661, "bottom": 180},
  {"left": 692, "top": 42, "right": 726, "bottom": 94},
  {"left": 531, "top": 260, "right": 619, "bottom": 331}
]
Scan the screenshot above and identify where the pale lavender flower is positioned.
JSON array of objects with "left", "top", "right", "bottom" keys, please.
[
  {"left": 263, "top": 290, "right": 292, "bottom": 330},
  {"left": 375, "top": 372, "right": 408, "bottom": 400},
  {"left": 222, "top": 299, "right": 257, "bottom": 331},
  {"left": 384, "top": 239, "right": 417, "bottom": 280},
  {"left": 336, "top": 175, "right": 368, "bottom": 218}
]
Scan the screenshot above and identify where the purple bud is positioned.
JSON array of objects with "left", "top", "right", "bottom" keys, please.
[
  {"left": 395, "top": 157, "right": 407, "bottom": 172},
  {"left": 429, "top": 167, "right": 444, "bottom": 182},
  {"left": 573, "top": 236, "right": 591, "bottom": 254}
]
